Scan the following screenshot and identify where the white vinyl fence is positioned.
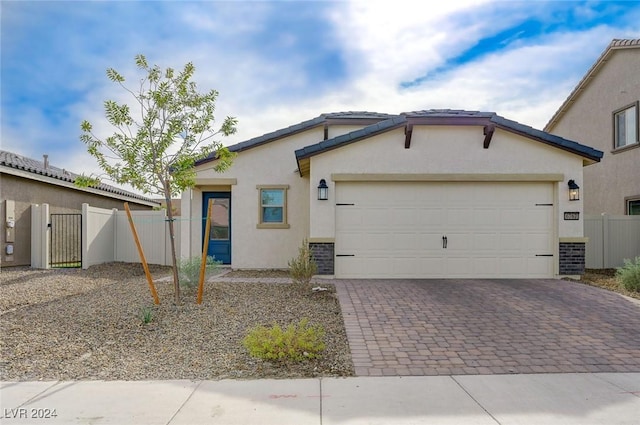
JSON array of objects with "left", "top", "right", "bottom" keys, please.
[
  {"left": 585, "top": 214, "right": 640, "bottom": 269},
  {"left": 31, "top": 203, "right": 179, "bottom": 269}
]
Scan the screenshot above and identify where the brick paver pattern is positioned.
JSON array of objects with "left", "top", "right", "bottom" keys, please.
[{"left": 334, "top": 279, "right": 640, "bottom": 377}]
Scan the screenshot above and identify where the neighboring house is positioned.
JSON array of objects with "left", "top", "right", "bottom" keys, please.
[
  {"left": 180, "top": 110, "right": 602, "bottom": 278},
  {"left": 544, "top": 39, "right": 640, "bottom": 215},
  {"left": 0, "top": 150, "right": 158, "bottom": 267},
  {"left": 153, "top": 198, "right": 182, "bottom": 216}
]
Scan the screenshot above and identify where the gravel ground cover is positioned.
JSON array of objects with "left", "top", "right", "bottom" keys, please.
[
  {"left": 580, "top": 269, "right": 640, "bottom": 300},
  {"left": 223, "top": 269, "right": 291, "bottom": 278},
  {"left": 0, "top": 263, "right": 354, "bottom": 381}
]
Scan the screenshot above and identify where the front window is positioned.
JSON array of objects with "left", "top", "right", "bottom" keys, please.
[
  {"left": 257, "top": 185, "right": 290, "bottom": 228},
  {"left": 613, "top": 102, "right": 639, "bottom": 149},
  {"left": 628, "top": 199, "right": 640, "bottom": 215}
]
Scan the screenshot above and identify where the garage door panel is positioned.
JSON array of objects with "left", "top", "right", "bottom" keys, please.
[
  {"left": 525, "top": 209, "right": 554, "bottom": 229},
  {"left": 527, "top": 257, "right": 553, "bottom": 276},
  {"left": 445, "top": 257, "right": 475, "bottom": 276},
  {"left": 499, "top": 257, "right": 528, "bottom": 276},
  {"left": 392, "top": 258, "right": 423, "bottom": 276},
  {"left": 361, "top": 208, "right": 391, "bottom": 227},
  {"left": 526, "top": 233, "right": 553, "bottom": 252},
  {"left": 472, "top": 233, "right": 499, "bottom": 250},
  {"left": 337, "top": 257, "right": 388, "bottom": 278},
  {"left": 499, "top": 209, "right": 524, "bottom": 227},
  {"left": 416, "top": 233, "right": 447, "bottom": 251},
  {"left": 445, "top": 208, "right": 474, "bottom": 228},
  {"left": 445, "top": 233, "right": 473, "bottom": 252},
  {"left": 341, "top": 232, "right": 389, "bottom": 253},
  {"left": 391, "top": 208, "right": 422, "bottom": 228},
  {"left": 420, "top": 257, "right": 445, "bottom": 275},
  {"left": 499, "top": 233, "right": 527, "bottom": 251},
  {"left": 335, "top": 182, "right": 554, "bottom": 279},
  {"left": 420, "top": 209, "right": 446, "bottom": 227},
  {"left": 471, "top": 209, "right": 500, "bottom": 227},
  {"left": 336, "top": 208, "right": 362, "bottom": 230},
  {"left": 390, "top": 232, "right": 421, "bottom": 251},
  {"left": 473, "top": 258, "right": 499, "bottom": 275}
]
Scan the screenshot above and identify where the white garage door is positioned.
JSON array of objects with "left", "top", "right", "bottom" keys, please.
[{"left": 335, "top": 181, "right": 554, "bottom": 278}]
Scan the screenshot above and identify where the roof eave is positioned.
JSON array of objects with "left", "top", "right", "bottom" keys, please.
[
  {"left": 490, "top": 116, "right": 603, "bottom": 163},
  {"left": 195, "top": 113, "right": 399, "bottom": 167},
  {"left": 0, "top": 165, "right": 159, "bottom": 207}
]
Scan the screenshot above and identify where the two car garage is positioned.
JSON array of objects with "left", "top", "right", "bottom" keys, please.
[{"left": 335, "top": 180, "right": 555, "bottom": 279}]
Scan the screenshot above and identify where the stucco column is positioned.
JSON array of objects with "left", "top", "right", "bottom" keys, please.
[{"left": 180, "top": 189, "right": 192, "bottom": 260}]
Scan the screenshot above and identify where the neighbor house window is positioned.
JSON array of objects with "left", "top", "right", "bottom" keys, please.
[
  {"left": 627, "top": 198, "right": 640, "bottom": 215},
  {"left": 257, "top": 185, "right": 290, "bottom": 228},
  {"left": 613, "top": 102, "right": 639, "bottom": 149}
]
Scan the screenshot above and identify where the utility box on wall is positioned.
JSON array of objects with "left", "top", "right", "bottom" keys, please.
[{"left": 4, "top": 199, "right": 15, "bottom": 262}]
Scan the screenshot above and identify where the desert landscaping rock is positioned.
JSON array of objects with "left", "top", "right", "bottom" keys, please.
[{"left": 0, "top": 263, "right": 354, "bottom": 381}]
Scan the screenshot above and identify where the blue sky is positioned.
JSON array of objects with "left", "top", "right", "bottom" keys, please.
[{"left": 2, "top": 0, "right": 640, "bottom": 190}]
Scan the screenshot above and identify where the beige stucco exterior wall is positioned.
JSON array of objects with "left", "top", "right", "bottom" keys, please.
[
  {"left": 0, "top": 173, "right": 153, "bottom": 267},
  {"left": 309, "top": 125, "right": 585, "bottom": 242},
  {"left": 184, "top": 122, "right": 588, "bottom": 271},
  {"left": 547, "top": 48, "right": 640, "bottom": 214},
  {"left": 185, "top": 130, "right": 321, "bottom": 269}
]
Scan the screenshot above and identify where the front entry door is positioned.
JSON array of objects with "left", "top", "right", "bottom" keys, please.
[{"left": 203, "top": 192, "right": 231, "bottom": 264}]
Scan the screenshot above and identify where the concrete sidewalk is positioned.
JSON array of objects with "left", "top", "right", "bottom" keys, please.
[{"left": 2, "top": 373, "right": 638, "bottom": 424}]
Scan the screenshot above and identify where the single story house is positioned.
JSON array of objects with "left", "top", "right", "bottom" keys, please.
[
  {"left": 0, "top": 150, "right": 158, "bottom": 267},
  {"left": 180, "top": 110, "right": 603, "bottom": 278}
]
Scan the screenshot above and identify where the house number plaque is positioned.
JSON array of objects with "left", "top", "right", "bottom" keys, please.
[{"left": 564, "top": 212, "right": 580, "bottom": 220}]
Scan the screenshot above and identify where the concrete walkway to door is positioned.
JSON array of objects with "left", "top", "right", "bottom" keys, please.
[{"left": 334, "top": 279, "right": 640, "bottom": 377}]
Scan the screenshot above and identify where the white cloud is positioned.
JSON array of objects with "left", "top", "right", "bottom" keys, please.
[{"left": 4, "top": 0, "right": 640, "bottom": 199}]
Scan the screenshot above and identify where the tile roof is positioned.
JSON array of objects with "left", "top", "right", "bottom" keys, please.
[
  {"left": 489, "top": 113, "right": 603, "bottom": 161},
  {"left": 294, "top": 115, "right": 407, "bottom": 160},
  {"left": 403, "top": 109, "right": 495, "bottom": 118},
  {"left": 0, "top": 150, "right": 158, "bottom": 205},
  {"left": 544, "top": 38, "right": 640, "bottom": 131},
  {"left": 195, "top": 111, "right": 396, "bottom": 166},
  {"left": 295, "top": 109, "right": 603, "bottom": 164}
]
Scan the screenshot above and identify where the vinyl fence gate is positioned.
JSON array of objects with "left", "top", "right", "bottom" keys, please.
[{"left": 50, "top": 213, "right": 82, "bottom": 268}]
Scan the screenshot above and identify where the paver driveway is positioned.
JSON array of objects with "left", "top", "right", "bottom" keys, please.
[{"left": 334, "top": 279, "right": 640, "bottom": 376}]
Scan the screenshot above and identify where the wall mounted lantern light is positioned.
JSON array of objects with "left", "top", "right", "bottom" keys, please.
[
  {"left": 568, "top": 180, "right": 580, "bottom": 201},
  {"left": 317, "top": 179, "right": 329, "bottom": 200}
]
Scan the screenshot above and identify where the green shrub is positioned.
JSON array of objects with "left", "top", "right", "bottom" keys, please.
[
  {"left": 177, "top": 255, "right": 220, "bottom": 291},
  {"left": 288, "top": 238, "right": 317, "bottom": 287},
  {"left": 140, "top": 306, "right": 154, "bottom": 324},
  {"left": 616, "top": 256, "right": 640, "bottom": 293},
  {"left": 243, "top": 318, "right": 325, "bottom": 362}
]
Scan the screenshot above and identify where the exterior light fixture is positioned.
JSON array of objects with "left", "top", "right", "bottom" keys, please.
[
  {"left": 568, "top": 180, "right": 580, "bottom": 201},
  {"left": 317, "top": 179, "right": 329, "bottom": 200}
]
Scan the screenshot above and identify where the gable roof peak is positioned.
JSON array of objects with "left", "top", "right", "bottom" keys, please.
[
  {"left": 545, "top": 37, "right": 640, "bottom": 131},
  {"left": 294, "top": 109, "right": 603, "bottom": 172},
  {"left": 402, "top": 109, "right": 496, "bottom": 118},
  {"left": 195, "top": 111, "right": 399, "bottom": 166},
  {"left": 321, "top": 111, "right": 398, "bottom": 120},
  {"left": 609, "top": 38, "right": 640, "bottom": 48}
]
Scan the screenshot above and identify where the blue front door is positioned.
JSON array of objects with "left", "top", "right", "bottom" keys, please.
[{"left": 203, "top": 192, "right": 231, "bottom": 264}]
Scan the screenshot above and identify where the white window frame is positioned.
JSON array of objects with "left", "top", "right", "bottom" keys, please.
[
  {"left": 613, "top": 101, "right": 639, "bottom": 150},
  {"left": 256, "top": 185, "right": 290, "bottom": 229},
  {"left": 626, "top": 196, "right": 640, "bottom": 216}
]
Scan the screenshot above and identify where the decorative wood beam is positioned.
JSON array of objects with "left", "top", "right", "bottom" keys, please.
[
  {"left": 404, "top": 124, "right": 413, "bottom": 149},
  {"left": 483, "top": 124, "right": 495, "bottom": 149}
]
